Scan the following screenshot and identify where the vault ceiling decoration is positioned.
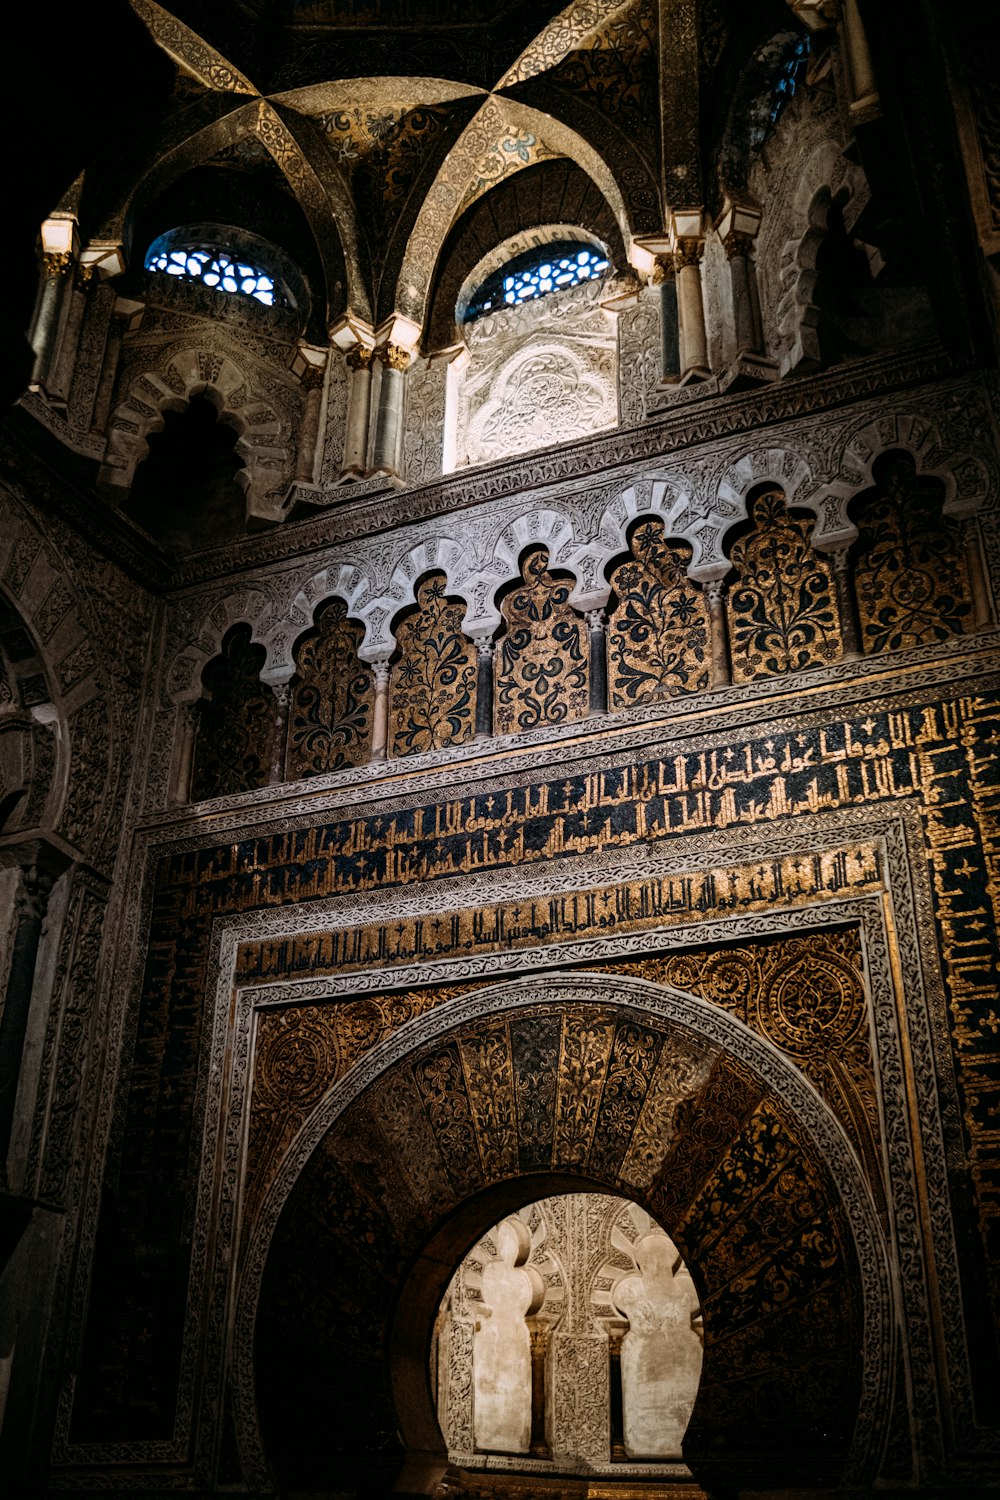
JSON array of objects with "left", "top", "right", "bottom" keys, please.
[{"left": 92, "top": 0, "right": 667, "bottom": 334}]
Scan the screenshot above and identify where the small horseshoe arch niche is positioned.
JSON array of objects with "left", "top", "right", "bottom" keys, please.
[{"left": 238, "top": 975, "right": 891, "bottom": 1498}]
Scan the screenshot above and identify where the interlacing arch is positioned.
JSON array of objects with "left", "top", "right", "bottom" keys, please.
[{"left": 101, "top": 348, "right": 295, "bottom": 522}]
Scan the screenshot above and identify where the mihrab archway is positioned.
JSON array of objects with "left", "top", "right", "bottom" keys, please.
[{"left": 234, "top": 974, "right": 891, "bottom": 1498}]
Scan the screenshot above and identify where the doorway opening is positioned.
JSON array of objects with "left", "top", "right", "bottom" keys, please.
[{"left": 431, "top": 1193, "right": 702, "bottom": 1482}]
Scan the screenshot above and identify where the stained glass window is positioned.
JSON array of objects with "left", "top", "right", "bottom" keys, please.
[
  {"left": 145, "top": 244, "right": 280, "bottom": 305},
  {"left": 769, "top": 34, "right": 810, "bottom": 126},
  {"left": 464, "top": 242, "right": 609, "bottom": 323}
]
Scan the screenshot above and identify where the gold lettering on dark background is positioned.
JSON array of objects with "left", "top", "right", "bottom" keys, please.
[{"left": 71, "top": 691, "right": 1000, "bottom": 1443}]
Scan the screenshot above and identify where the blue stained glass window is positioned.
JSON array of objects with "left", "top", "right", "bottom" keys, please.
[
  {"left": 145, "top": 244, "right": 280, "bottom": 306},
  {"left": 464, "top": 241, "right": 610, "bottom": 323},
  {"left": 769, "top": 34, "right": 810, "bottom": 127}
]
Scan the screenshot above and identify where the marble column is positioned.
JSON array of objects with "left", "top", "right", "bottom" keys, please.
[
  {"left": 474, "top": 639, "right": 495, "bottom": 741},
  {"left": 30, "top": 253, "right": 73, "bottom": 393},
  {"left": 526, "top": 1318, "right": 550, "bottom": 1460},
  {"left": 653, "top": 256, "right": 680, "bottom": 380},
  {"left": 342, "top": 345, "right": 373, "bottom": 477},
  {"left": 586, "top": 609, "right": 608, "bottom": 715},
  {"left": 703, "top": 578, "right": 732, "bottom": 688},
  {"left": 963, "top": 516, "right": 996, "bottom": 630},
  {"left": 93, "top": 309, "right": 128, "bottom": 434},
  {"left": 607, "top": 1318, "right": 629, "bottom": 1462},
  {"left": 171, "top": 701, "right": 199, "bottom": 805},
  {"left": 269, "top": 683, "right": 291, "bottom": 782},
  {"left": 370, "top": 661, "right": 391, "bottom": 761},
  {"left": 0, "top": 866, "right": 54, "bottom": 1185},
  {"left": 723, "top": 229, "right": 763, "bottom": 356},
  {"left": 827, "top": 545, "right": 862, "bottom": 658},
  {"left": 372, "top": 344, "right": 410, "bottom": 478},
  {"left": 674, "top": 239, "right": 710, "bottom": 382},
  {"left": 295, "top": 365, "right": 326, "bottom": 483}
]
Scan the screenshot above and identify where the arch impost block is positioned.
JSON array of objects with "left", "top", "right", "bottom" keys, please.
[{"left": 688, "top": 560, "right": 732, "bottom": 585}]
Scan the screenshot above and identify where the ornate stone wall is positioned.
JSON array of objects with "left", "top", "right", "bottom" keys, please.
[{"left": 453, "top": 280, "right": 617, "bottom": 471}]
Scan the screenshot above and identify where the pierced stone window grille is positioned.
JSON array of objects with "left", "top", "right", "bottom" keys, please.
[
  {"left": 145, "top": 244, "right": 281, "bottom": 306},
  {"left": 769, "top": 34, "right": 810, "bottom": 127},
  {"left": 464, "top": 242, "right": 609, "bottom": 323}
]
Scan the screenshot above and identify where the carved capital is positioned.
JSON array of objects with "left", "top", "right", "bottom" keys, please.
[
  {"left": 476, "top": 638, "right": 495, "bottom": 664},
  {"left": 299, "top": 364, "right": 325, "bottom": 392},
  {"left": 345, "top": 345, "right": 373, "bottom": 372},
  {"left": 703, "top": 578, "right": 727, "bottom": 605},
  {"left": 673, "top": 237, "right": 703, "bottom": 271},
  {"left": 723, "top": 229, "right": 756, "bottom": 261},
  {"left": 43, "top": 251, "right": 73, "bottom": 278},
  {"left": 528, "top": 1325, "right": 550, "bottom": 1357},
  {"left": 372, "top": 661, "right": 392, "bottom": 690},
  {"left": 650, "top": 254, "right": 675, "bottom": 285},
  {"left": 377, "top": 343, "right": 411, "bottom": 372},
  {"left": 15, "top": 864, "right": 54, "bottom": 925},
  {"left": 585, "top": 608, "right": 606, "bottom": 633}
]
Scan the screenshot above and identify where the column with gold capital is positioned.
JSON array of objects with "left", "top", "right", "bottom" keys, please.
[
  {"left": 526, "top": 1316, "right": 552, "bottom": 1459},
  {"left": 606, "top": 1316, "right": 629, "bottom": 1462},
  {"left": 31, "top": 253, "right": 74, "bottom": 396},
  {"left": 342, "top": 344, "right": 373, "bottom": 477},
  {"left": 294, "top": 361, "right": 327, "bottom": 483},
  {"left": 372, "top": 343, "right": 411, "bottom": 479},
  {"left": 370, "top": 661, "right": 392, "bottom": 761},
  {"left": 672, "top": 224, "right": 710, "bottom": 383}
]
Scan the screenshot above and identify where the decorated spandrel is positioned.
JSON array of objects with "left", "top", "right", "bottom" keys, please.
[
  {"left": 727, "top": 488, "right": 841, "bottom": 682},
  {"left": 851, "top": 453, "right": 973, "bottom": 654},
  {"left": 285, "top": 598, "right": 374, "bottom": 778},
  {"left": 190, "top": 624, "right": 273, "bottom": 801},
  {"left": 495, "top": 549, "right": 589, "bottom": 735},
  {"left": 607, "top": 522, "right": 710, "bottom": 706},
  {"left": 390, "top": 575, "right": 477, "bottom": 756}
]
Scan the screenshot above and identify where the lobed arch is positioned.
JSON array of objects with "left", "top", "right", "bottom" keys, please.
[
  {"left": 164, "top": 591, "right": 276, "bottom": 707},
  {"left": 393, "top": 95, "right": 632, "bottom": 337},
  {"left": 703, "top": 446, "right": 829, "bottom": 569},
  {"left": 160, "top": 418, "right": 997, "bottom": 732},
  {"left": 591, "top": 476, "right": 701, "bottom": 580},
  {"left": 0, "top": 480, "right": 113, "bottom": 846},
  {"left": 835, "top": 411, "right": 995, "bottom": 522},
  {"left": 233, "top": 971, "right": 891, "bottom": 1495},
  {"left": 101, "top": 347, "right": 296, "bottom": 523},
  {"left": 771, "top": 139, "right": 869, "bottom": 378},
  {"left": 271, "top": 561, "right": 381, "bottom": 678}
]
